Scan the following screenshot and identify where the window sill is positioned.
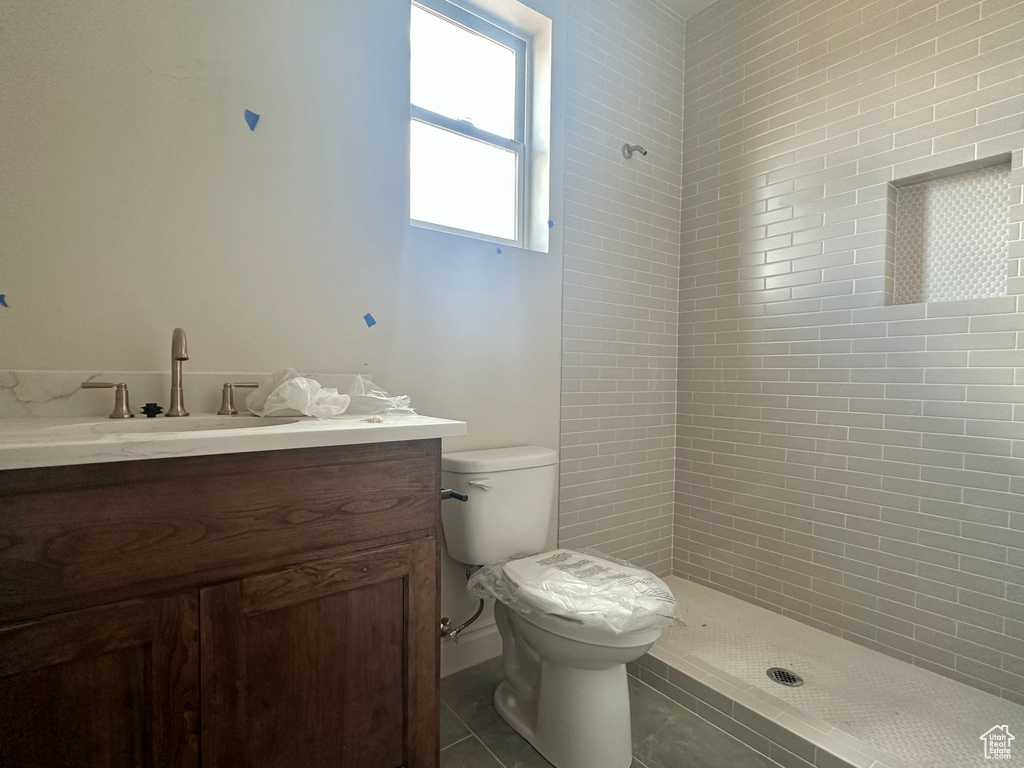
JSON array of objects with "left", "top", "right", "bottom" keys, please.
[{"left": 409, "top": 219, "right": 551, "bottom": 255}]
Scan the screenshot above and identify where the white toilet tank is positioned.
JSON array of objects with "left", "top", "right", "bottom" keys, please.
[{"left": 441, "top": 446, "right": 558, "bottom": 566}]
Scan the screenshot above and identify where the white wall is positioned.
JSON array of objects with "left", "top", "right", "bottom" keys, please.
[{"left": 0, "top": 0, "right": 565, "bottom": 672}]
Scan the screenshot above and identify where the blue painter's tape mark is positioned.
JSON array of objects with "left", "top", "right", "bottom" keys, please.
[
  {"left": 0, "top": 295, "right": 7, "bottom": 308},
  {"left": 363, "top": 313, "right": 376, "bottom": 328},
  {"left": 244, "top": 109, "right": 260, "bottom": 131},
  {"left": 496, "top": 248, "right": 502, "bottom": 254},
  {"left": 548, "top": 220, "right": 554, "bottom": 228}
]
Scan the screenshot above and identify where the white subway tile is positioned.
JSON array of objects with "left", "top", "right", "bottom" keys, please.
[{"left": 669, "top": 0, "right": 1024, "bottom": 698}]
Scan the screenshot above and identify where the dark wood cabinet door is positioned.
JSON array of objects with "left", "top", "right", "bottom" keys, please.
[
  {"left": 0, "top": 593, "right": 200, "bottom": 768},
  {"left": 201, "top": 538, "right": 439, "bottom": 768}
]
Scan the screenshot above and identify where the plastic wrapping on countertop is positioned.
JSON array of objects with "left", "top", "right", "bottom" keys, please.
[
  {"left": 343, "top": 375, "right": 415, "bottom": 416},
  {"left": 246, "top": 370, "right": 415, "bottom": 420},
  {"left": 246, "top": 369, "right": 351, "bottom": 419},
  {"left": 467, "top": 548, "right": 677, "bottom": 635}
]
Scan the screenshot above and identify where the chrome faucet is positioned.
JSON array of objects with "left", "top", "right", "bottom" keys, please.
[{"left": 167, "top": 327, "right": 189, "bottom": 416}]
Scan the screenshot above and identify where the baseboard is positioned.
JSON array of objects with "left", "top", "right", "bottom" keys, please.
[{"left": 440, "top": 620, "right": 502, "bottom": 678}]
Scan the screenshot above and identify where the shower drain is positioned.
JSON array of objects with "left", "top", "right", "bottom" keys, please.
[{"left": 766, "top": 667, "right": 804, "bottom": 687}]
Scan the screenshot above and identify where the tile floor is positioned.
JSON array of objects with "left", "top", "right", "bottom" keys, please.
[{"left": 440, "top": 656, "right": 779, "bottom": 768}]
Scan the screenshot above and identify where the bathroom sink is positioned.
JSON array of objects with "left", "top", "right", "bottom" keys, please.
[{"left": 50, "top": 416, "right": 300, "bottom": 436}]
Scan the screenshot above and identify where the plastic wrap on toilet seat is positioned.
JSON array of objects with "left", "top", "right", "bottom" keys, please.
[{"left": 467, "top": 549, "right": 677, "bottom": 635}]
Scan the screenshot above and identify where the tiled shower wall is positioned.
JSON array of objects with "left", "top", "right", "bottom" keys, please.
[
  {"left": 674, "top": 0, "right": 1024, "bottom": 703},
  {"left": 559, "top": 0, "right": 685, "bottom": 575}
]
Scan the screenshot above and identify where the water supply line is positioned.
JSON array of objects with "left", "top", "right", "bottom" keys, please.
[
  {"left": 440, "top": 591, "right": 485, "bottom": 644},
  {"left": 439, "top": 487, "right": 484, "bottom": 643}
]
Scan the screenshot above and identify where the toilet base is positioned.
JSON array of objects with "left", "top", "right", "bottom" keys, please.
[
  {"left": 494, "top": 661, "right": 634, "bottom": 768},
  {"left": 494, "top": 679, "right": 538, "bottom": 742}
]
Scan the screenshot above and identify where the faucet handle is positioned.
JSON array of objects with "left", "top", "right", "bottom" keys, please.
[
  {"left": 81, "top": 382, "right": 134, "bottom": 419},
  {"left": 217, "top": 382, "right": 260, "bottom": 416}
]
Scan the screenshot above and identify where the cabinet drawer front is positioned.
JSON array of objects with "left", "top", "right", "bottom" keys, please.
[{"left": 0, "top": 440, "right": 440, "bottom": 622}]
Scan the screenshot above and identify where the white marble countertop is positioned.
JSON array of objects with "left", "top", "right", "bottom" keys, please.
[{"left": 0, "top": 413, "right": 468, "bottom": 471}]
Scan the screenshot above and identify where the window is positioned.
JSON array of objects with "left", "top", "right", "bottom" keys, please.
[{"left": 410, "top": 0, "right": 529, "bottom": 245}]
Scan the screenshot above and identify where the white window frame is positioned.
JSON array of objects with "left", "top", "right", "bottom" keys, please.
[{"left": 411, "top": 0, "right": 532, "bottom": 248}]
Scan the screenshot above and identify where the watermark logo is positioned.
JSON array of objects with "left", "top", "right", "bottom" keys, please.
[{"left": 981, "top": 725, "right": 1014, "bottom": 760}]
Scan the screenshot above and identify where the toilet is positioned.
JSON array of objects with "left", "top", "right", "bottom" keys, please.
[{"left": 441, "top": 446, "right": 676, "bottom": 768}]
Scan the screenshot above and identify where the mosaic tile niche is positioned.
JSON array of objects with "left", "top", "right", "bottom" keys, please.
[{"left": 893, "top": 162, "right": 1011, "bottom": 305}]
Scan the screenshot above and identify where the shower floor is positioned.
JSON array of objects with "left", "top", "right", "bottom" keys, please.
[{"left": 651, "top": 576, "right": 1024, "bottom": 768}]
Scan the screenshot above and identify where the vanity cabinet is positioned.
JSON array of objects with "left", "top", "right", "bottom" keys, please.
[{"left": 0, "top": 439, "right": 442, "bottom": 768}]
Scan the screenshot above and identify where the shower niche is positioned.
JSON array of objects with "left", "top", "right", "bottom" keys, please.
[{"left": 890, "top": 154, "right": 1013, "bottom": 306}]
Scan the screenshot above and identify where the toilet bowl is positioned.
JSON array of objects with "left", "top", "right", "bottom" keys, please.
[
  {"left": 492, "top": 601, "right": 661, "bottom": 768},
  {"left": 440, "top": 447, "right": 676, "bottom": 768}
]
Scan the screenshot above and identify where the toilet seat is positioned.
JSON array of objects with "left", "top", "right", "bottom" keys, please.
[
  {"left": 514, "top": 608, "right": 664, "bottom": 648},
  {"left": 480, "top": 548, "right": 677, "bottom": 636}
]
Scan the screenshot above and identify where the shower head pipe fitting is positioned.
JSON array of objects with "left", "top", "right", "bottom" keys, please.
[{"left": 622, "top": 143, "right": 648, "bottom": 159}]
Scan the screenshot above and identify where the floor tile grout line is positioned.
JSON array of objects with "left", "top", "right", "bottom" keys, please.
[
  {"left": 440, "top": 698, "right": 481, "bottom": 754},
  {"left": 441, "top": 699, "right": 474, "bottom": 735},
  {"left": 475, "top": 733, "right": 513, "bottom": 768},
  {"left": 441, "top": 696, "right": 514, "bottom": 768},
  {"left": 439, "top": 732, "right": 476, "bottom": 752}
]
